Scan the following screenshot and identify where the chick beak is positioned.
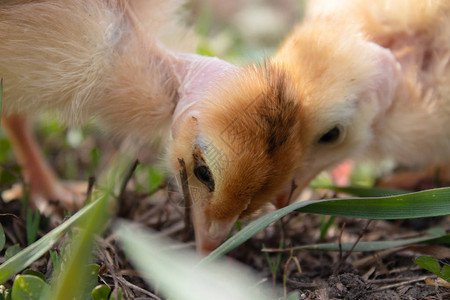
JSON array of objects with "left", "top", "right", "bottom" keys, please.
[{"left": 192, "top": 202, "right": 237, "bottom": 253}]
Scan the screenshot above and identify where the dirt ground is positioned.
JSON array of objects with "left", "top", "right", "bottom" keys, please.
[
  {"left": 1, "top": 171, "right": 449, "bottom": 299},
  {"left": 0, "top": 126, "right": 449, "bottom": 300}
]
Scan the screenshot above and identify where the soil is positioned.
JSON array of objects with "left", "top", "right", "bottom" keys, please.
[{"left": 0, "top": 172, "right": 449, "bottom": 299}]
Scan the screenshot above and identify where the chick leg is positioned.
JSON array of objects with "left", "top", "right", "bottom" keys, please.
[{"left": 1, "top": 114, "right": 86, "bottom": 212}]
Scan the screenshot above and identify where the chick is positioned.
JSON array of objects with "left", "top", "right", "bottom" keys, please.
[
  {"left": 168, "top": 0, "right": 450, "bottom": 251},
  {"left": 3, "top": 0, "right": 449, "bottom": 254},
  {"left": 0, "top": 0, "right": 237, "bottom": 211}
]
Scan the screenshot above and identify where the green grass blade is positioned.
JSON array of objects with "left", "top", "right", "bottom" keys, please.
[
  {"left": 117, "top": 221, "right": 276, "bottom": 300},
  {"left": 26, "top": 209, "right": 40, "bottom": 245},
  {"left": 43, "top": 194, "right": 109, "bottom": 300},
  {"left": 319, "top": 215, "right": 335, "bottom": 241},
  {"left": 312, "top": 185, "right": 409, "bottom": 197},
  {"left": 200, "top": 187, "right": 450, "bottom": 264},
  {"left": 263, "top": 233, "right": 449, "bottom": 252},
  {"left": 44, "top": 154, "right": 134, "bottom": 300},
  {"left": 0, "top": 199, "right": 102, "bottom": 284},
  {"left": 298, "top": 187, "right": 450, "bottom": 219}
]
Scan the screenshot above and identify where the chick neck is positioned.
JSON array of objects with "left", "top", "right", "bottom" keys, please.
[{"left": 170, "top": 53, "right": 241, "bottom": 138}]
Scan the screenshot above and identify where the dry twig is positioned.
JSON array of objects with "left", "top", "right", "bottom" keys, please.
[{"left": 178, "top": 158, "right": 192, "bottom": 242}]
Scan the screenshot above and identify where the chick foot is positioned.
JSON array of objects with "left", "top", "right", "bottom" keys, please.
[
  {"left": 2, "top": 114, "right": 89, "bottom": 215},
  {"left": 2, "top": 180, "right": 89, "bottom": 215}
]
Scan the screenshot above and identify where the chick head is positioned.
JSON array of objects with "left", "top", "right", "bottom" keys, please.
[{"left": 169, "top": 63, "right": 307, "bottom": 252}]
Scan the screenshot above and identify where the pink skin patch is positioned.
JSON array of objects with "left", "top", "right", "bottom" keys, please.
[{"left": 170, "top": 53, "right": 241, "bottom": 136}]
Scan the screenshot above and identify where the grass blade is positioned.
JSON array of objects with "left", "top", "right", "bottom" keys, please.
[
  {"left": 201, "top": 187, "right": 450, "bottom": 264},
  {"left": 44, "top": 154, "right": 134, "bottom": 300},
  {"left": 298, "top": 187, "right": 450, "bottom": 219},
  {"left": 117, "top": 221, "right": 276, "bottom": 300},
  {"left": 43, "top": 194, "right": 109, "bottom": 300},
  {"left": 312, "top": 185, "right": 408, "bottom": 197},
  {"left": 263, "top": 232, "right": 450, "bottom": 253},
  {"left": 26, "top": 209, "right": 40, "bottom": 245},
  {"left": 0, "top": 199, "right": 102, "bottom": 284}
]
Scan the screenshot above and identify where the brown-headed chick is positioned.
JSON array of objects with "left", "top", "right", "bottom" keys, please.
[{"left": 169, "top": 0, "right": 450, "bottom": 251}]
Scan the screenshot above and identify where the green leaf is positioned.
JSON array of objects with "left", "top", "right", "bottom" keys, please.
[
  {"left": 414, "top": 256, "right": 450, "bottom": 282},
  {"left": 92, "top": 285, "right": 111, "bottom": 300},
  {"left": 414, "top": 256, "right": 442, "bottom": 276},
  {"left": 11, "top": 275, "right": 49, "bottom": 300},
  {"left": 0, "top": 223, "right": 5, "bottom": 251},
  {"left": 201, "top": 188, "right": 450, "bottom": 264},
  {"left": 21, "top": 270, "right": 46, "bottom": 282},
  {"left": 4, "top": 244, "right": 21, "bottom": 261},
  {"left": 441, "top": 265, "right": 450, "bottom": 282}
]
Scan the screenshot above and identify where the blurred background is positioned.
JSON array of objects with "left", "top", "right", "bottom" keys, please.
[{"left": 187, "top": 0, "right": 305, "bottom": 64}]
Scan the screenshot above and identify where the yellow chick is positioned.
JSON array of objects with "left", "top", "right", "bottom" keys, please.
[
  {"left": 0, "top": 0, "right": 237, "bottom": 212},
  {"left": 168, "top": 0, "right": 450, "bottom": 251}
]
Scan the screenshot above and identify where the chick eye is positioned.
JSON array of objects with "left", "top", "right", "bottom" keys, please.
[
  {"left": 193, "top": 163, "right": 215, "bottom": 192},
  {"left": 318, "top": 126, "right": 341, "bottom": 144}
]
